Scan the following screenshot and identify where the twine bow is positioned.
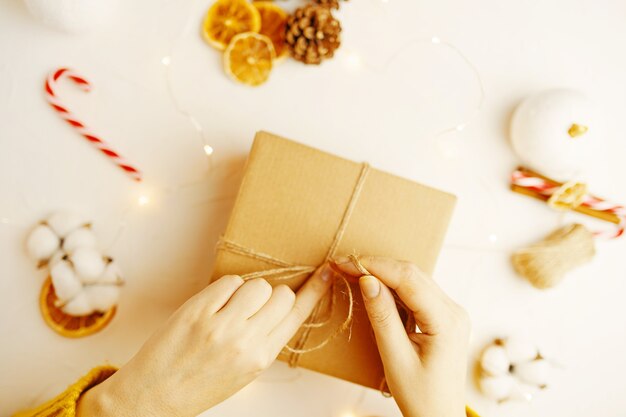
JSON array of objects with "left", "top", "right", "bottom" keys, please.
[{"left": 217, "top": 163, "right": 370, "bottom": 367}]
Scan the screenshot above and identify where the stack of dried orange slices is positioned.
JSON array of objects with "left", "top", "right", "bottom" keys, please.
[{"left": 202, "top": 0, "right": 288, "bottom": 86}]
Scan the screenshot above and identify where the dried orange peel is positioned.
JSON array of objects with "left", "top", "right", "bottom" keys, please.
[
  {"left": 253, "top": 2, "right": 289, "bottom": 59},
  {"left": 224, "top": 32, "right": 275, "bottom": 86},
  {"left": 547, "top": 181, "right": 588, "bottom": 211},
  {"left": 202, "top": 0, "right": 261, "bottom": 50},
  {"left": 40, "top": 277, "right": 116, "bottom": 338}
]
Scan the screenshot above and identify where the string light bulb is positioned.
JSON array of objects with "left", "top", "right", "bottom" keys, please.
[
  {"left": 204, "top": 144, "right": 214, "bottom": 156},
  {"left": 137, "top": 195, "right": 150, "bottom": 206}
]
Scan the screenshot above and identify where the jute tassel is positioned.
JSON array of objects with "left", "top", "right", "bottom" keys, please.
[{"left": 512, "top": 223, "right": 596, "bottom": 289}]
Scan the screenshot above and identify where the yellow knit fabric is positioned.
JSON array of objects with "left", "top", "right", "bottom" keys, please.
[
  {"left": 14, "top": 365, "right": 480, "bottom": 417},
  {"left": 13, "top": 366, "right": 118, "bottom": 417},
  {"left": 466, "top": 405, "right": 480, "bottom": 417}
]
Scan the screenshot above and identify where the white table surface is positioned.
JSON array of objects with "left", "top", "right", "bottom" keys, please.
[{"left": 2, "top": 0, "right": 626, "bottom": 416}]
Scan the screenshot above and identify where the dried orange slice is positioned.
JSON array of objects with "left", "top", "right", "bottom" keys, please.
[
  {"left": 39, "top": 277, "right": 116, "bottom": 338},
  {"left": 202, "top": 0, "right": 261, "bottom": 50},
  {"left": 224, "top": 32, "right": 275, "bottom": 86},
  {"left": 253, "top": 2, "right": 288, "bottom": 59}
]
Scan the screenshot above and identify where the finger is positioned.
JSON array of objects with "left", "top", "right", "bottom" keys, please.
[
  {"left": 268, "top": 264, "right": 334, "bottom": 354},
  {"left": 333, "top": 256, "right": 450, "bottom": 335},
  {"left": 216, "top": 278, "right": 273, "bottom": 321},
  {"left": 359, "top": 275, "right": 417, "bottom": 369},
  {"left": 185, "top": 275, "right": 245, "bottom": 316},
  {"left": 247, "top": 284, "right": 296, "bottom": 334}
]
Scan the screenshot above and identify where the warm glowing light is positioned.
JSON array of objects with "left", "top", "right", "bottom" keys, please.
[
  {"left": 138, "top": 195, "right": 150, "bottom": 206},
  {"left": 488, "top": 234, "right": 498, "bottom": 243},
  {"left": 431, "top": 36, "right": 441, "bottom": 44},
  {"left": 161, "top": 56, "right": 171, "bottom": 66},
  {"left": 343, "top": 51, "right": 363, "bottom": 71},
  {"left": 456, "top": 123, "right": 466, "bottom": 131},
  {"left": 204, "top": 144, "right": 214, "bottom": 155},
  {"left": 338, "top": 412, "right": 358, "bottom": 417}
]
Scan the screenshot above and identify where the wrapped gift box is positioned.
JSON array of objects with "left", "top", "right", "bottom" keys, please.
[{"left": 212, "top": 131, "right": 456, "bottom": 390}]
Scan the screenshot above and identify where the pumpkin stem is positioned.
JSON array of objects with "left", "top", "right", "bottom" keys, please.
[{"left": 568, "top": 123, "right": 588, "bottom": 138}]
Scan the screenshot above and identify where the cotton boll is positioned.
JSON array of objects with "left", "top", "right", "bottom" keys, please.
[
  {"left": 508, "top": 382, "right": 536, "bottom": 402},
  {"left": 49, "top": 250, "right": 65, "bottom": 268},
  {"left": 513, "top": 359, "right": 551, "bottom": 387},
  {"left": 480, "top": 345, "right": 510, "bottom": 376},
  {"left": 47, "top": 212, "right": 88, "bottom": 237},
  {"left": 71, "top": 247, "right": 106, "bottom": 283},
  {"left": 480, "top": 374, "right": 516, "bottom": 401},
  {"left": 99, "top": 261, "right": 123, "bottom": 285},
  {"left": 84, "top": 285, "right": 120, "bottom": 312},
  {"left": 50, "top": 259, "right": 83, "bottom": 302},
  {"left": 61, "top": 292, "right": 94, "bottom": 316},
  {"left": 503, "top": 337, "right": 538, "bottom": 364},
  {"left": 26, "top": 224, "right": 60, "bottom": 261},
  {"left": 63, "top": 228, "right": 97, "bottom": 253}
]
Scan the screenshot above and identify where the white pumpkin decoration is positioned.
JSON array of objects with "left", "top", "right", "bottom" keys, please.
[
  {"left": 26, "top": 211, "right": 124, "bottom": 317},
  {"left": 478, "top": 337, "right": 552, "bottom": 403},
  {"left": 24, "top": 0, "right": 118, "bottom": 34},
  {"left": 510, "top": 89, "right": 597, "bottom": 181}
]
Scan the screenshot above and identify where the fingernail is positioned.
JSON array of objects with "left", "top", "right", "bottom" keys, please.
[
  {"left": 320, "top": 265, "right": 334, "bottom": 281},
  {"left": 360, "top": 275, "right": 380, "bottom": 299},
  {"left": 332, "top": 256, "right": 350, "bottom": 265}
]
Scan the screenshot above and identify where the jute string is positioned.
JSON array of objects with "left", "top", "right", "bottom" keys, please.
[
  {"left": 217, "top": 163, "right": 370, "bottom": 367},
  {"left": 511, "top": 223, "right": 596, "bottom": 289}
]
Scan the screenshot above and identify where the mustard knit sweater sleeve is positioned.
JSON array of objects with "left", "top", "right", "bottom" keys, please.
[
  {"left": 12, "top": 366, "right": 117, "bottom": 417},
  {"left": 14, "top": 366, "right": 480, "bottom": 417}
]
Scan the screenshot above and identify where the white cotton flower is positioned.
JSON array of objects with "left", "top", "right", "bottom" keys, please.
[
  {"left": 46, "top": 211, "right": 89, "bottom": 237},
  {"left": 50, "top": 256, "right": 83, "bottom": 302},
  {"left": 26, "top": 224, "right": 60, "bottom": 262},
  {"left": 61, "top": 292, "right": 93, "bottom": 316},
  {"left": 513, "top": 359, "right": 550, "bottom": 387},
  {"left": 477, "top": 337, "right": 552, "bottom": 403},
  {"left": 503, "top": 337, "right": 538, "bottom": 364},
  {"left": 99, "top": 261, "right": 124, "bottom": 285},
  {"left": 480, "top": 345, "right": 510, "bottom": 376},
  {"left": 508, "top": 382, "right": 536, "bottom": 402},
  {"left": 71, "top": 247, "right": 106, "bottom": 283},
  {"left": 62, "top": 227, "right": 97, "bottom": 253},
  {"left": 83, "top": 285, "right": 120, "bottom": 312},
  {"left": 480, "top": 374, "right": 515, "bottom": 401},
  {"left": 27, "top": 212, "right": 124, "bottom": 318}
]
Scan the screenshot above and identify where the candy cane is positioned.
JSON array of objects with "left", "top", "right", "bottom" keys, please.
[
  {"left": 511, "top": 169, "right": 625, "bottom": 239},
  {"left": 45, "top": 68, "right": 142, "bottom": 182}
]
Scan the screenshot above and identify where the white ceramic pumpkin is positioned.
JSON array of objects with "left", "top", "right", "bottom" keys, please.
[
  {"left": 24, "top": 0, "right": 117, "bottom": 34},
  {"left": 510, "top": 89, "right": 597, "bottom": 181}
]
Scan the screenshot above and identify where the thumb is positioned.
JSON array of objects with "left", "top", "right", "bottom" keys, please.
[{"left": 359, "top": 275, "right": 416, "bottom": 368}]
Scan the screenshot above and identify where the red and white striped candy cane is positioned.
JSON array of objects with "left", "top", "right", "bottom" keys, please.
[
  {"left": 45, "top": 68, "right": 142, "bottom": 182},
  {"left": 511, "top": 169, "right": 625, "bottom": 239}
]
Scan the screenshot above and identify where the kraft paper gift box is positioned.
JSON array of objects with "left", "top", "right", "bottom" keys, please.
[{"left": 212, "top": 131, "right": 456, "bottom": 390}]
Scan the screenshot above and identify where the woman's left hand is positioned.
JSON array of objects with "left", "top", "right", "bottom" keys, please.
[{"left": 77, "top": 265, "right": 335, "bottom": 417}]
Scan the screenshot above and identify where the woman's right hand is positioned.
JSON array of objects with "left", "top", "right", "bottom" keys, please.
[{"left": 333, "top": 256, "right": 470, "bottom": 417}]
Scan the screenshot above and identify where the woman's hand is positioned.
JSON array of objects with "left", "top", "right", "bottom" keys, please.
[
  {"left": 333, "top": 256, "right": 470, "bottom": 417},
  {"left": 78, "top": 265, "right": 335, "bottom": 417}
]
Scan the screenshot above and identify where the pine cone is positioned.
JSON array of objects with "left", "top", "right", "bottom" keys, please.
[
  {"left": 313, "top": 0, "right": 341, "bottom": 9},
  {"left": 285, "top": 4, "right": 341, "bottom": 65}
]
